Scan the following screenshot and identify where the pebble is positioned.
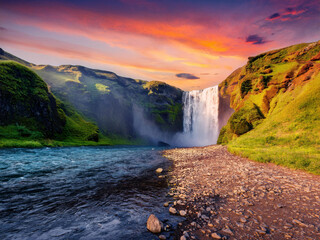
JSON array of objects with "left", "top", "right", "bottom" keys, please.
[
  {"left": 162, "top": 145, "right": 320, "bottom": 240},
  {"left": 180, "top": 210, "right": 187, "bottom": 217},
  {"left": 292, "top": 219, "right": 307, "bottom": 227},
  {"left": 256, "top": 229, "right": 266, "bottom": 235},
  {"left": 159, "top": 235, "right": 166, "bottom": 240},
  {"left": 211, "top": 232, "right": 222, "bottom": 239},
  {"left": 156, "top": 168, "right": 163, "bottom": 173},
  {"left": 222, "top": 227, "right": 233, "bottom": 236},
  {"left": 169, "top": 207, "right": 177, "bottom": 215},
  {"left": 240, "top": 217, "right": 247, "bottom": 223}
]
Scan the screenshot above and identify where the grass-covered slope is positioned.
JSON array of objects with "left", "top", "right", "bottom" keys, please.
[
  {"left": 0, "top": 61, "right": 136, "bottom": 148},
  {"left": 32, "top": 66, "right": 183, "bottom": 138},
  {"left": 0, "top": 49, "right": 184, "bottom": 141},
  {"left": 218, "top": 40, "right": 320, "bottom": 174}
]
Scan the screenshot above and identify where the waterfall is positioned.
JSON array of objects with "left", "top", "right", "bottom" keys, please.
[{"left": 181, "top": 85, "right": 219, "bottom": 147}]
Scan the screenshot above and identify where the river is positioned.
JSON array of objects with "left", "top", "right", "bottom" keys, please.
[{"left": 0, "top": 146, "right": 181, "bottom": 239}]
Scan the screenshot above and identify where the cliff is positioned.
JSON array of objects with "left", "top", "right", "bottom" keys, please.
[
  {"left": 0, "top": 61, "right": 111, "bottom": 147},
  {"left": 218, "top": 40, "right": 320, "bottom": 173}
]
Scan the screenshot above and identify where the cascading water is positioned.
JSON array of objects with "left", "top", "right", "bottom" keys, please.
[{"left": 182, "top": 85, "right": 219, "bottom": 147}]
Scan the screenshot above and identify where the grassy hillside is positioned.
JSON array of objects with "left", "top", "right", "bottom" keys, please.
[
  {"left": 0, "top": 49, "right": 184, "bottom": 141},
  {"left": 0, "top": 61, "right": 139, "bottom": 148},
  {"left": 218, "top": 40, "right": 320, "bottom": 174},
  {"left": 31, "top": 66, "right": 183, "bottom": 137}
]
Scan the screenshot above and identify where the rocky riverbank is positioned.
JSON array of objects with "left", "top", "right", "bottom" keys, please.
[{"left": 162, "top": 145, "right": 320, "bottom": 240}]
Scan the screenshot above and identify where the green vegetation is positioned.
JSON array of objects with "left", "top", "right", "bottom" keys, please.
[
  {"left": 240, "top": 80, "right": 252, "bottom": 97},
  {"left": 218, "top": 102, "right": 264, "bottom": 144},
  {"left": 151, "top": 103, "right": 183, "bottom": 131},
  {"left": 0, "top": 61, "right": 142, "bottom": 148},
  {"left": 95, "top": 83, "right": 110, "bottom": 93},
  {"left": 219, "top": 40, "right": 320, "bottom": 174}
]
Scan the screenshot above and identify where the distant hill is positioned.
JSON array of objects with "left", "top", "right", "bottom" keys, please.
[
  {"left": 0, "top": 61, "right": 108, "bottom": 147},
  {"left": 0, "top": 49, "right": 183, "bottom": 146},
  {"left": 218, "top": 40, "right": 320, "bottom": 174}
]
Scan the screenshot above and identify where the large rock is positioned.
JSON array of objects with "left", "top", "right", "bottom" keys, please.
[{"left": 146, "top": 214, "right": 163, "bottom": 233}]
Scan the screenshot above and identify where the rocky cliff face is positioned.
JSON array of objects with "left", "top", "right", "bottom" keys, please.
[
  {"left": 0, "top": 61, "right": 66, "bottom": 137},
  {"left": 218, "top": 40, "right": 320, "bottom": 144}
]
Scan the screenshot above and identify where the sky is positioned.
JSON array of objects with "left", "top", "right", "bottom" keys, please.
[{"left": 0, "top": 0, "right": 319, "bottom": 90}]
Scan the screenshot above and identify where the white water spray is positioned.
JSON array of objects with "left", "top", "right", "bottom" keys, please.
[{"left": 181, "top": 85, "right": 219, "bottom": 147}]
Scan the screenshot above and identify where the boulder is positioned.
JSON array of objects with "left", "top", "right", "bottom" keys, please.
[{"left": 147, "top": 214, "right": 163, "bottom": 234}]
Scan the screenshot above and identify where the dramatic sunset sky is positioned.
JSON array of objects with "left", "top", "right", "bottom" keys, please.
[{"left": 0, "top": 0, "right": 319, "bottom": 90}]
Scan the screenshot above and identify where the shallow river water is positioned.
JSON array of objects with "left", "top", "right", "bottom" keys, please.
[{"left": 0, "top": 146, "right": 179, "bottom": 240}]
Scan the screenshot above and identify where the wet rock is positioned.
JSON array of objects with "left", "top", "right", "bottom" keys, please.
[
  {"left": 180, "top": 210, "right": 187, "bottom": 217},
  {"left": 159, "top": 235, "right": 166, "bottom": 240},
  {"left": 156, "top": 168, "right": 163, "bottom": 173},
  {"left": 169, "top": 207, "right": 177, "bottom": 215},
  {"left": 163, "top": 202, "right": 169, "bottom": 207},
  {"left": 147, "top": 214, "right": 163, "bottom": 234}
]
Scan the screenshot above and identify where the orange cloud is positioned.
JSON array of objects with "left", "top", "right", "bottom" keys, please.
[{"left": 3, "top": 2, "right": 267, "bottom": 57}]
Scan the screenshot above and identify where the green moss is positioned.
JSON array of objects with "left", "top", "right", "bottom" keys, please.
[
  {"left": 261, "top": 75, "right": 272, "bottom": 88},
  {"left": 142, "top": 81, "right": 164, "bottom": 90},
  {"left": 218, "top": 103, "right": 264, "bottom": 143},
  {"left": 0, "top": 61, "right": 49, "bottom": 103},
  {"left": 240, "top": 80, "right": 252, "bottom": 97},
  {"left": 95, "top": 83, "right": 110, "bottom": 93},
  {"left": 151, "top": 102, "right": 183, "bottom": 132},
  {"left": 297, "top": 44, "right": 320, "bottom": 61}
]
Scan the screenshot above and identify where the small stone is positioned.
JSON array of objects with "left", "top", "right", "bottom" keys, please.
[
  {"left": 159, "top": 235, "right": 166, "bottom": 240},
  {"left": 183, "top": 231, "right": 190, "bottom": 238},
  {"left": 284, "top": 233, "right": 292, "bottom": 239},
  {"left": 240, "top": 217, "right": 247, "bottom": 223},
  {"left": 169, "top": 207, "right": 177, "bottom": 215},
  {"left": 292, "top": 219, "right": 307, "bottom": 227},
  {"left": 276, "top": 203, "right": 284, "bottom": 208},
  {"left": 147, "top": 214, "right": 163, "bottom": 234},
  {"left": 163, "top": 202, "right": 169, "bottom": 207},
  {"left": 211, "top": 232, "right": 222, "bottom": 239},
  {"left": 180, "top": 210, "right": 187, "bottom": 217},
  {"left": 256, "top": 229, "right": 266, "bottom": 235},
  {"left": 180, "top": 236, "right": 187, "bottom": 240},
  {"left": 164, "top": 224, "right": 170, "bottom": 231},
  {"left": 222, "top": 227, "right": 233, "bottom": 236},
  {"left": 284, "top": 223, "right": 293, "bottom": 229},
  {"left": 156, "top": 168, "right": 163, "bottom": 173}
]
